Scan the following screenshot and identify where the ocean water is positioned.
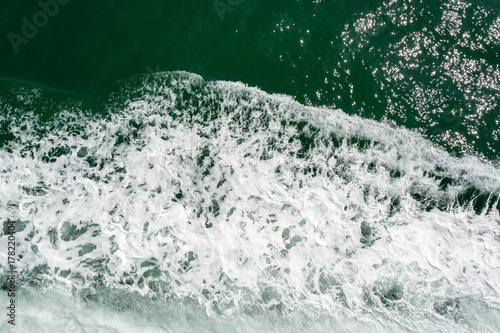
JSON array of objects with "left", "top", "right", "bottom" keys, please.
[{"left": 0, "top": 1, "right": 499, "bottom": 332}]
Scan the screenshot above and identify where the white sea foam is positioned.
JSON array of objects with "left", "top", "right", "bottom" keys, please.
[{"left": 0, "top": 72, "right": 499, "bottom": 332}]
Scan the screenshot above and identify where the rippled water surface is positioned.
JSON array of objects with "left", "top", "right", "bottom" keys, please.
[{"left": 0, "top": 1, "right": 499, "bottom": 332}]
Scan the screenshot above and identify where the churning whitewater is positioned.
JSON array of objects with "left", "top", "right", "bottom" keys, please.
[{"left": 0, "top": 72, "right": 499, "bottom": 332}]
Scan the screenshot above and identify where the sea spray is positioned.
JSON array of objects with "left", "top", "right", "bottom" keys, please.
[{"left": 0, "top": 72, "right": 499, "bottom": 332}]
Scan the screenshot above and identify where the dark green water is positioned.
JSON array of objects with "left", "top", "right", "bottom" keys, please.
[
  {"left": 1, "top": 0, "right": 499, "bottom": 159},
  {"left": 1, "top": 1, "right": 500, "bottom": 332}
]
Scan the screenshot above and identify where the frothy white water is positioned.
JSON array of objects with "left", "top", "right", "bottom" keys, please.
[
  {"left": 0, "top": 72, "right": 499, "bottom": 332},
  {"left": 0, "top": 286, "right": 386, "bottom": 333}
]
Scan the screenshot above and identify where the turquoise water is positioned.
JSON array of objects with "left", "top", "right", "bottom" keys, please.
[{"left": 0, "top": 1, "right": 500, "bottom": 332}]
